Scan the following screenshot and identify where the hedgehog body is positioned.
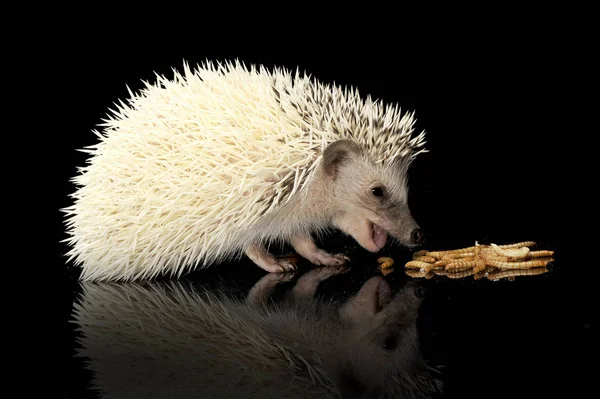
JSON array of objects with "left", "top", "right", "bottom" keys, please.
[{"left": 64, "top": 60, "right": 427, "bottom": 281}]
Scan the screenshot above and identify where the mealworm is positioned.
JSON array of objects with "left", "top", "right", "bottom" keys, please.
[{"left": 405, "top": 261, "right": 434, "bottom": 273}]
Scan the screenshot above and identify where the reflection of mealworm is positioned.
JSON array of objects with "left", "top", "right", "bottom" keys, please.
[
  {"left": 377, "top": 257, "right": 394, "bottom": 269},
  {"left": 473, "top": 271, "right": 487, "bottom": 280},
  {"left": 487, "top": 267, "right": 549, "bottom": 281},
  {"left": 405, "top": 270, "right": 434, "bottom": 279},
  {"left": 380, "top": 267, "right": 394, "bottom": 276},
  {"left": 444, "top": 269, "right": 477, "bottom": 279},
  {"left": 486, "top": 257, "right": 553, "bottom": 269},
  {"left": 472, "top": 259, "right": 487, "bottom": 273}
]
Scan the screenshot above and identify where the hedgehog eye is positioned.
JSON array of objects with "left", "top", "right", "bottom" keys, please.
[{"left": 371, "top": 186, "right": 384, "bottom": 197}]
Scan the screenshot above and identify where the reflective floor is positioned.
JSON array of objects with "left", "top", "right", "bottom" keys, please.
[{"left": 60, "top": 235, "right": 587, "bottom": 398}]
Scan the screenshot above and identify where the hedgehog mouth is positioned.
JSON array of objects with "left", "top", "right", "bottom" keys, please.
[{"left": 370, "top": 222, "right": 388, "bottom": 251}]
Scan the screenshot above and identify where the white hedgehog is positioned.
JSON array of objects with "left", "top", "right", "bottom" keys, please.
[{"left": 63, "top": 60, "right": 428, "bottom": 281}]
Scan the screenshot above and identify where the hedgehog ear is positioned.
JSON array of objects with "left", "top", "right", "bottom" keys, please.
[{"left": 322, "top": 139, "right": 361, "bottom": 179}]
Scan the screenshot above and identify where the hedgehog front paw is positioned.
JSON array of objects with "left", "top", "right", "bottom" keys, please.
[
  {"left": 291, "top": 235, "right": 351, "bottom": 267},
  {"left": 304, "top": 250, "right": 350, "bottom": 267},
  {"left": 255, "top": 257, "right": 298, "bottom": 274}
]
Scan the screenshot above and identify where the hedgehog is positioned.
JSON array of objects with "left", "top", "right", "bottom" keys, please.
[
  {"left": 63, "top": 60, "right": 428, "bottom": 281},
  {"left": 72, "top": 267, "right": 442, "bottom": 398}
]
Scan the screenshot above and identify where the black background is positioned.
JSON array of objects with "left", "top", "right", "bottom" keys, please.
[{"left": 41, "top": 10, "right": 592, "bottom": 398}]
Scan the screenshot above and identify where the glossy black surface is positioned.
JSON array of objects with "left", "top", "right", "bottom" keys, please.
[{"left": 51, "top": 37, "right": 590, "bottom": 398}]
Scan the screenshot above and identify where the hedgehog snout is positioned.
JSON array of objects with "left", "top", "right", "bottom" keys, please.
[{"left": 387, "top": 216, "right": 424, "bottom": 248}]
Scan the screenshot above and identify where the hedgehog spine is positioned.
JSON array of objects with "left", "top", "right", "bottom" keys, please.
[{"left": 63, "top": 60, "right": 426, "bottom": 281}]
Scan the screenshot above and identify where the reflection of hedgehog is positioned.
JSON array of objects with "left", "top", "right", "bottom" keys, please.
[
  {"left": 72, "top": 269, "right": 442, "bottom": 398},
  {"left": 63, "top": 60, "right": 427, "bottom": 281}
]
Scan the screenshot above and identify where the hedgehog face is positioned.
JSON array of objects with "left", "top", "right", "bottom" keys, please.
[{"left": 322, "top": 140, "right": 423, "bottom": 252}]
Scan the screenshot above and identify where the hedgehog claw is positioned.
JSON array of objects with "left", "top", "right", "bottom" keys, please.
[{"left": 277, "top": 260, "right": 298, "bottom": 273}]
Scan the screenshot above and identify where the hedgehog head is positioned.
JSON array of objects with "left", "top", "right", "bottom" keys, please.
[{"left": 321, "top": 139, "right": 424, "bottom": 252}]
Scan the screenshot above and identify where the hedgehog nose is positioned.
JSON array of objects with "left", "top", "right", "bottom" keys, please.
[{"left": 410, "top": 228, "right": 425, "bottom": 245}]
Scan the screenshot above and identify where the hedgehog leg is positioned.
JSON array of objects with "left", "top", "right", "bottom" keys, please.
[
  {"left": 244, "top": 243, "right": 298, "bottom": 273},
  {"left": 291, "top": 235, "right": 350, "bottom": 267}
]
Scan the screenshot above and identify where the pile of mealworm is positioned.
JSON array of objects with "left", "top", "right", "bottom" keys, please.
[{"left": 401, "top": 241, "right": 554, "bottom": 281}]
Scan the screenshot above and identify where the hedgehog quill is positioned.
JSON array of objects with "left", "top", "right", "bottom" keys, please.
[{"left": 63, "top": 60, "right": 428, "bottom": 281}]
